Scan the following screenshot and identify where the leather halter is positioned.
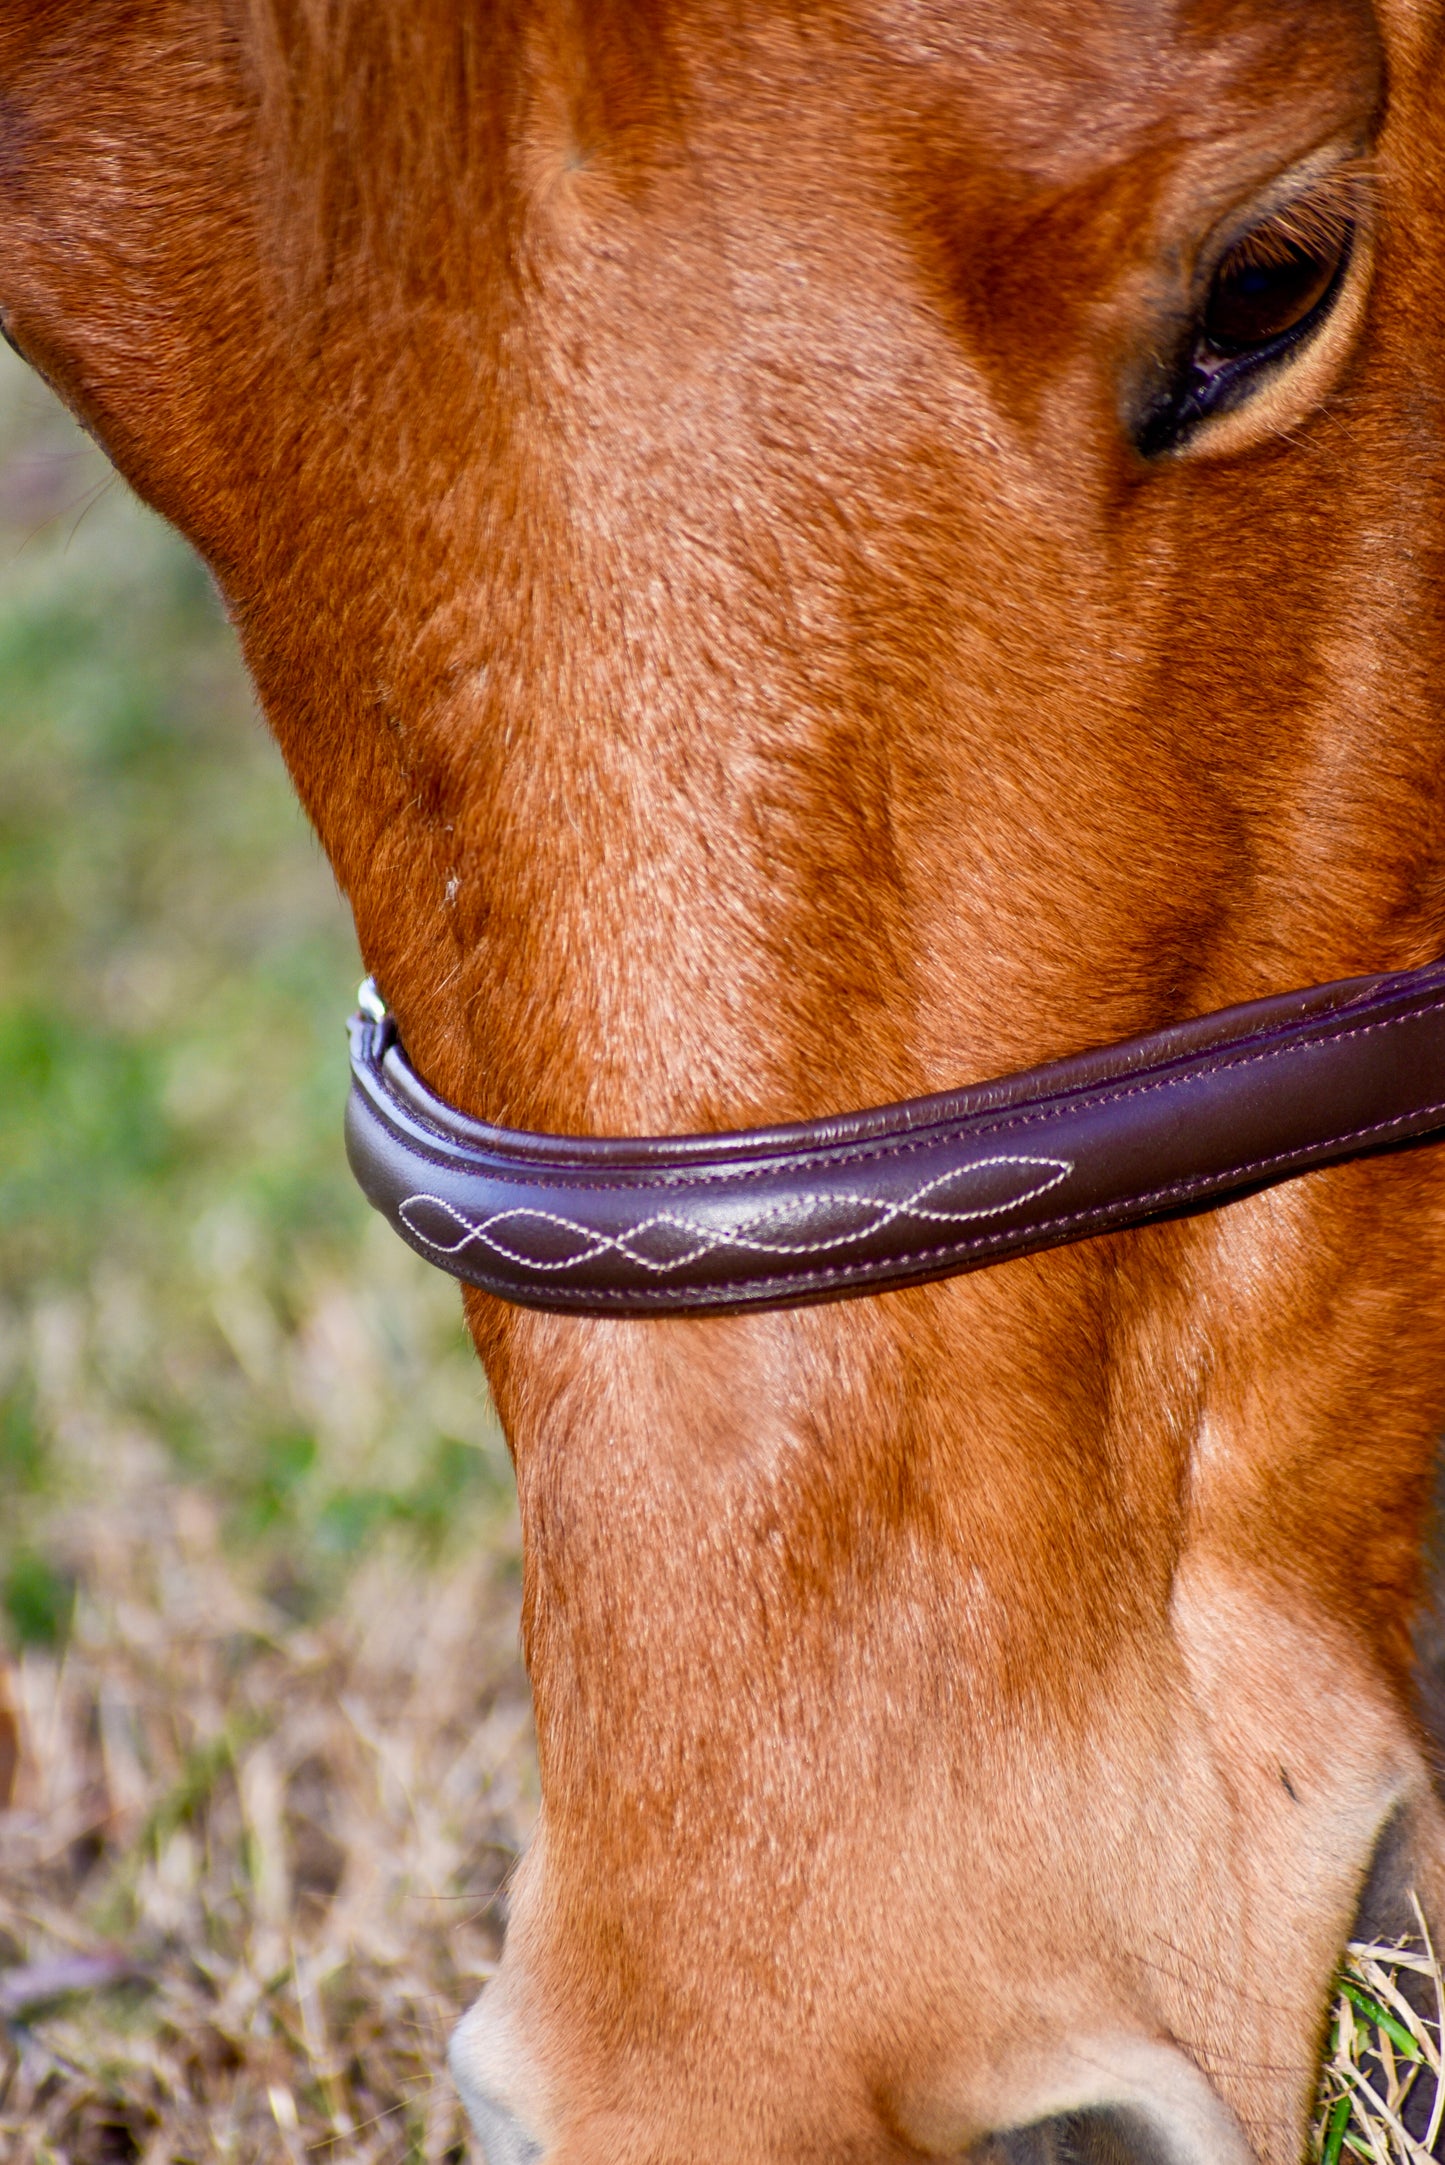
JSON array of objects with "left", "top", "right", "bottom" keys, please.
[{"left": 345, "top": 958, "right": 1445, "bottom": 1317}]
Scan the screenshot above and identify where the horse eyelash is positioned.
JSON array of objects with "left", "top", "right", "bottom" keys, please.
[{"left": 1216, "top": 164, "right": 1369, "bottom": 279}]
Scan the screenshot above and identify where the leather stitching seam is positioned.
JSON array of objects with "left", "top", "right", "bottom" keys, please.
[{"left": 434, "top": 1092, "right": 1445, "bottom": 1304}]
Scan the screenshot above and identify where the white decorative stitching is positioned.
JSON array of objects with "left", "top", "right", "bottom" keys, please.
[{"left": 397, "top": 1155, "right": 1072, "bottom": 1276}]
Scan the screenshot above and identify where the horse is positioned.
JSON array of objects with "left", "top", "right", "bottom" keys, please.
[{"left": 2, "top": 1, "right": 1442, "bottom": 2157}]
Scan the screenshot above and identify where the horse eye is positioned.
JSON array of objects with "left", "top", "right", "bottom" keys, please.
[
  {"left": 1137, "top": 187, "right": 1357, "bottom": 455},
  {"left": 1202, "top": 214, "right": 1352, "bottom": 355}
]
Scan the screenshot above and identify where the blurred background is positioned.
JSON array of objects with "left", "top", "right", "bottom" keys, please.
[{"left": 0, "top": 341, "right": 531, "bottom": 2161}]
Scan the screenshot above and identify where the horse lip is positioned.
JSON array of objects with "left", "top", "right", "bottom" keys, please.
[
  {"left": 460, "top": 2088, "right": 543, "bottom": 2165},
  {"left": 447, "top": 1988, "right": 548, "bottom": 2164},
  {"left": 449, "top": 2033, "right": 1256, "bottom": 2165}
]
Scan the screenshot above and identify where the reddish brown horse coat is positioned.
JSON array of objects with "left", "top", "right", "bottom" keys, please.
[{"left": 3, "top": 1, "right": 1443, "bottom": 2156}]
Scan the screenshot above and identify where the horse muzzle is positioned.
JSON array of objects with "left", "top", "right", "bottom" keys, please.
[{"left": 448, "top": 1994, "right": 1257, "bottom": 2165}]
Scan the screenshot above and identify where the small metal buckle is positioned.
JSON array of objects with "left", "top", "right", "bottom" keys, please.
[{"left": 357, "top": 977, "right": 388, "bottom": 1024}]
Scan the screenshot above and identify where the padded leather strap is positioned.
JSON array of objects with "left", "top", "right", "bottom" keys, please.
[{"left": 345, "top": 958, "right": 1445, "bottom": 1315}]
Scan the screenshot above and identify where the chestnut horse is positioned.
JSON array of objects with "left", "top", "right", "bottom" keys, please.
[{"left": 2, "top": 1, "right": 1443, "bottom": 2157}]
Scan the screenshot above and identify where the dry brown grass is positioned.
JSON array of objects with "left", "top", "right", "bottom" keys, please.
[{"left": 0, "top": 1439, "right": 533, "bottom": 2165}]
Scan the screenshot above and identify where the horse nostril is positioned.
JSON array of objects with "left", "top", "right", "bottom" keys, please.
[{"left": 988, "top": 2107, "right": 1185, "bottom": 2164}]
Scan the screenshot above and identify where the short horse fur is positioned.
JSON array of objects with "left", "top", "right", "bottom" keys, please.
[{"left": 2, "top": 2, "right": 1444, "bottom": 2157}]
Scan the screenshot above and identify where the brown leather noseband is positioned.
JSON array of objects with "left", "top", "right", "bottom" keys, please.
[{"left": 345, "top": 958, "right": 1445, "bottom": 1316}]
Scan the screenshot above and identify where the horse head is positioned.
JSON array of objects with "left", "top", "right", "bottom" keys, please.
[{"left": 3, "top": 2, "right": 1443, "bottom": 2156}]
